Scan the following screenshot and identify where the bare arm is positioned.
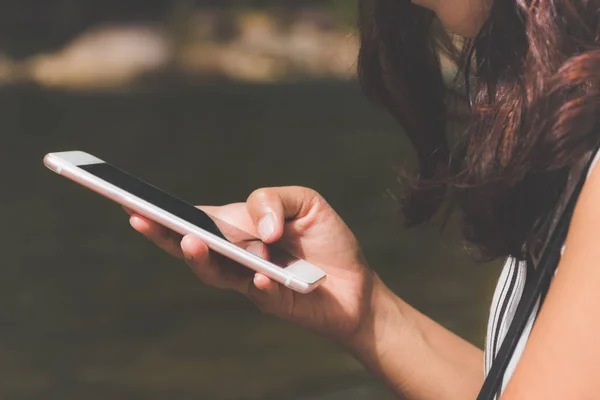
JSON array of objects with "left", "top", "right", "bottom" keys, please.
[
  {"left": 344, "top": 275, "right": 484, "bottom": 399},
  {"left": 498, "top": 164, "right": 600, "bottom": 399},
  {"left": 128, "top": 186, "right": 484, "bottom": 399}
]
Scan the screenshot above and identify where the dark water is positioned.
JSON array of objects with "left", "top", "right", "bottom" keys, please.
[{"left": 3, "top": 81, "right": 501, "bottom": 399}]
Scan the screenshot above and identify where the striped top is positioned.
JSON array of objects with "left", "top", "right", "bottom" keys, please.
[{"left": 483, "top": 149, "right": 600, "bottom": 397}]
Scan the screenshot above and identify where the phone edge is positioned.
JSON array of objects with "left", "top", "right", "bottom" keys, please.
[{"left": 44, "top": 152, "right": 326, "bottom": 294}]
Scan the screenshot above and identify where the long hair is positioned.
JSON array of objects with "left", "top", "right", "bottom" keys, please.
[{"left": 358, "top": 0, "right": 600, "bottom": 260}]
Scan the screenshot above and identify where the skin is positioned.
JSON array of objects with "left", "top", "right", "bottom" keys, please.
[
  {"left": 128, "top": 2, "right": 600, "bottom": 399},
  {"left": 126, "top": 187, "right": 484, "bottom": 399},
  {"left": 412, "top": 0, "right": 491, "bottom": 37},
  {"left": 128, "top": 180, "right": 600, "bottom": 400}
]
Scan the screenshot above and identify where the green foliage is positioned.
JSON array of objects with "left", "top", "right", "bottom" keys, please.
[{"left": 328, "top": 0, "right": 358, "bottom": 27}]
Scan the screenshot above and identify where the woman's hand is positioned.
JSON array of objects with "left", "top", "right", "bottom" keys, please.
[
  {"left": 127, "top": 185, "right": 488, "bottom": 399},
  {"left": 127, "top": 186, "right": 377, "bottom": 342}
]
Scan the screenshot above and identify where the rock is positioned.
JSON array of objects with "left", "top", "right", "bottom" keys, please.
[
  {"left": 28, "top": 25, "right": 170, "bottom": 89},
  {"left": 12, "top": 9, "right": 359, "bottom": 88}
]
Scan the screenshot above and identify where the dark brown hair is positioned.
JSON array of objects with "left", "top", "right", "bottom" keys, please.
[{"left": 358, "top": 0, "right": 600, "bottom": 260}]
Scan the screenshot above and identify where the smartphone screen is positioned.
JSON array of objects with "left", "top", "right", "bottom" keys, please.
[{"left": 79, "top": 162, "right": 296, "bottom": 267}]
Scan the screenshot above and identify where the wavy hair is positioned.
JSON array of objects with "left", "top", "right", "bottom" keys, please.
[{"left": 358, "top": 0, "right": 600, "bottom": 259}]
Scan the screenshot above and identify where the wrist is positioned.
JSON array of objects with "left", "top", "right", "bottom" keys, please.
[{"left": 338, "top": 272, "right": 406, "bottom": 356}]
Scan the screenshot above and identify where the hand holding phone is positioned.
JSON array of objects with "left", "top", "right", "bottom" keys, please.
[
  {"left": 126, "top": 202, "right": 274, "bottom": 292},
  {"left": 44, "top": 151, "right": 326, "bottom": 293},
  {"left": 128, "top": 185, "right": 379, "bottom": 342},
  {"left": 45, "top": 151, "right": 377, "bottom": 342}
]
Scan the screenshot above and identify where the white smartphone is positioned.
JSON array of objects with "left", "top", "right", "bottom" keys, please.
[{"left": 43, "top": 151, "right": 326, "bottom": 294}]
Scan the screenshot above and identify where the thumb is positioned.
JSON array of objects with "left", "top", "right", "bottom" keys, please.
[{"left": 245, "top": 186, "right": 325, "bottom": 243}]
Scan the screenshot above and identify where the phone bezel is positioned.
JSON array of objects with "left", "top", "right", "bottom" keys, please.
[{"left": 43, "top": 151, "right": 326, "bottom": 294}]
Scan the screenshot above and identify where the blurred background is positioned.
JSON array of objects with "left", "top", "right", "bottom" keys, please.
[{"left": 3, "top": 1, "right": 502, "bottom": 399}]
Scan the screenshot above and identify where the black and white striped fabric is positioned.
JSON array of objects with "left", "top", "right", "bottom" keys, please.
[{"left": 483, "top": 149, "right": 600, "bottom": 397}]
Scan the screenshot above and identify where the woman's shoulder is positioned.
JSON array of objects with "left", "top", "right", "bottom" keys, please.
[{"left": 498, "top": 146, "right": 600, "bottom": 398}]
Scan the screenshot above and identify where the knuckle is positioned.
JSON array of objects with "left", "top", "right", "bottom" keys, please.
[
  {"left": 292, "top": 186, "right": 328, "bottom": 208},
  {"left": 308, "top": 189, "right": 327, "bottom": 210},
  {"left": 292, "top": 185, "right": 318, "bottom": 196},
  {"left": 248, "top": 187, "right": 273, "bottom": 204},
  {"left": 298, "top": 192, "right": 333, "bottom": 229}
]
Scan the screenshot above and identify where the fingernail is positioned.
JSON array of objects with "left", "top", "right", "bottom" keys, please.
[
  {"left": 180, "top": 236, "right": 194, "bottom": 258},
  {"left": 253, "top": 274, "right": 264, "bottom": 291},
  {"left": 181, "top": 235, "right": 192, "bottom": 250},
  {"left": 258, "top": 213, "right": 275, "bottom": 241}
]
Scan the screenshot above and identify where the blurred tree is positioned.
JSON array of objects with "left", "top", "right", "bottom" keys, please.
[
  {"left": 0, "top": 0, "right": 170, "bottom": 58},
  {"left": 0, "top": 0, "right": 348, "bottom": 59}
]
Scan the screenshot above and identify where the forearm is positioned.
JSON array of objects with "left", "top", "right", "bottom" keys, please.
[{"left": 343, "top": 275, "right": 484, "bottom": 400}]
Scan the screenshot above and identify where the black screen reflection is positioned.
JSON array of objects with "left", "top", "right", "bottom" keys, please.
[{"left": 81, "top": 162, "right": 298, "bottom": 268}]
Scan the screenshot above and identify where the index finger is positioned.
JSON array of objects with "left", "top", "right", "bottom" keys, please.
[{"left": 129, "top": 213, "right": 184, "bottom": 259}]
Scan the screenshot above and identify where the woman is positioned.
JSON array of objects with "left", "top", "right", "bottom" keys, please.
[{"left": 127, "top": 1, "right": 600, "bottom": 399}]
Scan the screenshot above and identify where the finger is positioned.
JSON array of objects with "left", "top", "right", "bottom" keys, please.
[
  {"left": 248, "top": 273, "right": 286, "bottom": 313},
  {"left": 243, "top": 241, "right": 270, "bottom": 259},
  {"left": 181, "top": 235, "right": 219, "bottom": 284},
  {"left": 181, "top": 234, "right": 287, "bottom": 309},
  {"left": 246, "top": 186, "right": 325, "bottom": 243},
  {"left": 253, "top": 273, "right": 275, "bottom": 291},
  {"left": 198, "top": 205, "right": 223, "bottom": 215},
  {"left": 199, "top": 203, "right": 260, "bottom": 239},
  {"left": 181, "top": 235, "right": 253, "bottom": 292},
  {"left": 129, "top": 213, "right": 184, "bottom": 258}
]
